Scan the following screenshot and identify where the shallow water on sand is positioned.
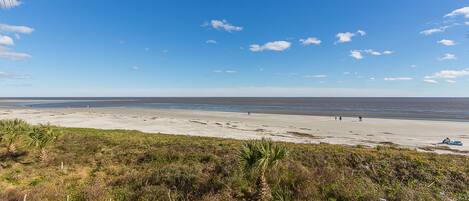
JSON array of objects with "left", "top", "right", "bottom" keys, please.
[{"left": 1, "top": 97, "right": 469, "bottom": 122}]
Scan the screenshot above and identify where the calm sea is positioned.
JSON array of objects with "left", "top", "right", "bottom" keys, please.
[{"left": 1, "top": 97, "right": 469, "bottom": 121}]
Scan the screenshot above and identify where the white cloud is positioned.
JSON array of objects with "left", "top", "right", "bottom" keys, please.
[
  {"left": 446, "top": 80, "right": 456, "bottom": 83},
  {"left": 420, "top": 26, "right": 449, "bottom": 35},
  {"left": 336, "top": 32, "right": 354, "bottom": 43},
  {"left": 423, "top": 79, "right": 438, "bottom": 84},
  {"left": 0, "top": 72, "right": 30, "bottom": 79},
  {"left": 206, "top": 20, "right": 242, "bottom": 32},
  {"left": 357, "top": 30, "right": 366, "bottom": 36},
  {"left": 335, "top": 30, "right": 366, "bottom": 43},
  {"left": 250, "top": 41, "right": 291, "bottom": 52},
  {"left": 0, "top": 0, "right": 21, "bottom": 9},
  {"left": 466, "top": 22, "right": 469, "bottom": 25},
  {"left": 206, "top": 39, "right": 217, "bottom": 44},
  {"left": 437, "top": 39, "right": 455, "bottom": 46},
  {"left": 131, "top": 66, "right": 139, "bottom": 70},
  {"left": 0, "top": 46, "right": 31, "bottom": 61},
  {"left": 0, "top": 35, "right": 14, "bottom": 46},
  {"left": 382, "top": 50, "right": 393, "bottom": 55},
  {"left": 343, "top": 72, "right": 351, "bottom": 75},
  {"left": 445, "top": 6, "right": 469, "bottom": 18},
  {"left": 438, "top": 53, "right": 457, "bottom": 61},
  {"left": 304, "top": 74, "right": 327, "bottom": 78},
  {"left": 350, "top": 49, "right": 393, "bottom": 59},
  {"left": 410, "top": 64, "right": 417, "bottom": 68},
  {"left": 364, "top": 49, "right": 393, "bottom": 56},
  {"left": 299, "top": 37, "right": 321, "bottom": 46},
  {"left": 363, "top": 49, "right": 381, "bottom": 55},
  {"left": 425, "top": 69, "right": 469, "bottom": 79},
  {"left": 350, "top": 50, "right": 363, "bottom": 59},
  {"left": 384, "top": 77, "right": 413, "bottom": 81},
  {"left": 213, "top": 70, "right": 237, "bottom": 74},
  {"left": 0, "top": 24, "right": 34, "bottom": 34}
]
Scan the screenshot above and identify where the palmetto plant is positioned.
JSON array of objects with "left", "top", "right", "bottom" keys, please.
[
  {"left": 239, "top": 139, "right": 289, "bottom": 201},
  {"left": 0, "top": 119, "right": 30, "bottom": 154},
  {"left": 28, "top": 124, "right": 59, "bottom": 161}
]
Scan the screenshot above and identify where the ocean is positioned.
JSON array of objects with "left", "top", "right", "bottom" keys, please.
[{"left": 1, "top": 97, "right": 469, "bottom": 122}]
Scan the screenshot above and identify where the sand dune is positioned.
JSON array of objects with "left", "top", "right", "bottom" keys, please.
[{"left": 1, "top": 107, "right": 468, "bottom": 155}]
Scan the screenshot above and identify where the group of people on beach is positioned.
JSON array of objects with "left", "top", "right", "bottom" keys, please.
[{"left": 335, "top": 115, "right": 363, "bottom": 121}]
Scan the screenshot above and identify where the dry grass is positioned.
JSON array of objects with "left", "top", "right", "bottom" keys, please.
[{"left": 0, "top": 127, "right": 468, "bottom": 201}]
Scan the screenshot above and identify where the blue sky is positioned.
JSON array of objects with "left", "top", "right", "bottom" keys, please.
[{"left": 0, "top": 0, "right": 468, "bottom": 97}]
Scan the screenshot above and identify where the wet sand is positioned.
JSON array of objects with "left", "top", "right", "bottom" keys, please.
[{"left": 1, "top": 107, "right": 468, "bottom": 155}]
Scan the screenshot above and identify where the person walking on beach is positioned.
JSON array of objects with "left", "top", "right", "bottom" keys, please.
[
  {"left": 335, "top": 116, "right": 337, "bottom": 120},
  {"left": 359, "top": 116, "right": 362, "bottom": 122},
  {"left": 339, "top": 116, "right": 342, "bottom": 121}
]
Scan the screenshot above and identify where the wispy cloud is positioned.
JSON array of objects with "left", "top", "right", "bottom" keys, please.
[
  {"left": 0, "top": 35, "right": 14, "bottom": 46},
  {"left": 445, "top": 6, "right": 469, "bottom": 18},
  {"left": 0, "top": 46, "right": 31, "bottom": 61},
  {"left": 437, "top": 39, "right": 455, "bottom": 46},
  {"left": 363, "top": 49, "right": 393, "bottom": 56},
  {"left": 350, "top": 49, "right": 393, "bottom": 60},
  {"left": 206, "top": 39, "right": 217, "bottom": 44},
  {"left": 446, "top": 80, "right": 456, "bottom": 83},
  {"left": 0, "top": 23, "right": 34, "bottom": 61},
  {"left": 299, "top": 37, "right": 321, "bottom": 46},
  {"left": 335, "top": 30, "right": 366, "bottom": 43},
  {"left": 350, "top": 50, "right": 363, "bottom": 60},
  {"left": 204, "top": 20, "right": 242, "bottom": 32},
  {"left": 303, "top": 74, "right": 327, "bottom": 78},
  {"left": 213, "top": 70, "right": 237, "bottom": 74},
  {"left": 423, "top": 79, "right": 438, "bottom": 84},
  {"left": 250, "top": 41, "right": 291, "bottom": 52},
  {"left": 420, "top": 26, "right": 449, "bottom": 35},
  {"left": 438, "top": 53, "right": 456, "bottom": 61},
  {"left": 0, "top": 0, "right": 21, "bottom": 9},
  {"left": 384, "top": 77, "right": 413, "bottom": 81},
  {"left": 131, "top": 66, "right": 139, "bottom": 70},
  {"left": 0, "top": 24, "right": 34, "bottom": 34},
  {"left": 0, "top": 71, "right": 30, "bottom": 79},
  {"left": 425, "top": 69, "right": 469, "bottom": 79}
]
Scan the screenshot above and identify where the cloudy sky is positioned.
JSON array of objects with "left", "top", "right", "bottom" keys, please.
[{"left": 0, "top": 0, "right": 469, "bottom": 97}]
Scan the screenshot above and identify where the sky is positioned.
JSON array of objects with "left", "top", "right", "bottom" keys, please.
[{"left": 0, "top": 0, "right": 468, "bottom": 97}]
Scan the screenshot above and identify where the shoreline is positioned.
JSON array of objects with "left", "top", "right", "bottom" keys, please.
[
  {"left": 1, "top": 107, "right": 468, "bottom": 155},
  {"left": 4, "top": 105, "right": 469, "bottom": 123}
]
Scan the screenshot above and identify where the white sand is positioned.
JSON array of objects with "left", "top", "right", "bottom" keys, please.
[{"left": 1, "top": 107, "right": 468, "bottom": 154}]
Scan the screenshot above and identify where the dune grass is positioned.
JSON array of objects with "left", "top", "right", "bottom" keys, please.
[{"left": 0, "top": 127, "right": 468, "bottom": 201}]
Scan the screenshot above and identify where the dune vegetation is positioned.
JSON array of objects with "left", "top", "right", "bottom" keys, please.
[{"left": 0, "top": 119, "right": 468, "bottom": 201}]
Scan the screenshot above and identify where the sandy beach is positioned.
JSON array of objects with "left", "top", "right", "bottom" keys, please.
[{"left": 1, "top": 107, "right": 468, "bottom": 154}]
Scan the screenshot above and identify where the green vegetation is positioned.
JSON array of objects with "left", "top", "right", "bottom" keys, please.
[
  {"left": 0, "top": 119, "right": 468, "bottom": 201},
  {"left": 239, "top": 139, "right": 288, "bottom": 201}
]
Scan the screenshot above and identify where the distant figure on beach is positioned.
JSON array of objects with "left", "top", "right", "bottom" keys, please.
[
  {"left": 247, "top": 112, "right": 251, "bottom": 115},
  {"left": 442, "top": 137, "right": 450, "bottom": 144},
  {"left": 339, "top": 116, "right": 342, "bottom": 121},
  {"left": 334, "top": 116, "right": 337, "bottom": 120},
  {"left": 358, "top": 116, "right": 362, "bottom": 122}
]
